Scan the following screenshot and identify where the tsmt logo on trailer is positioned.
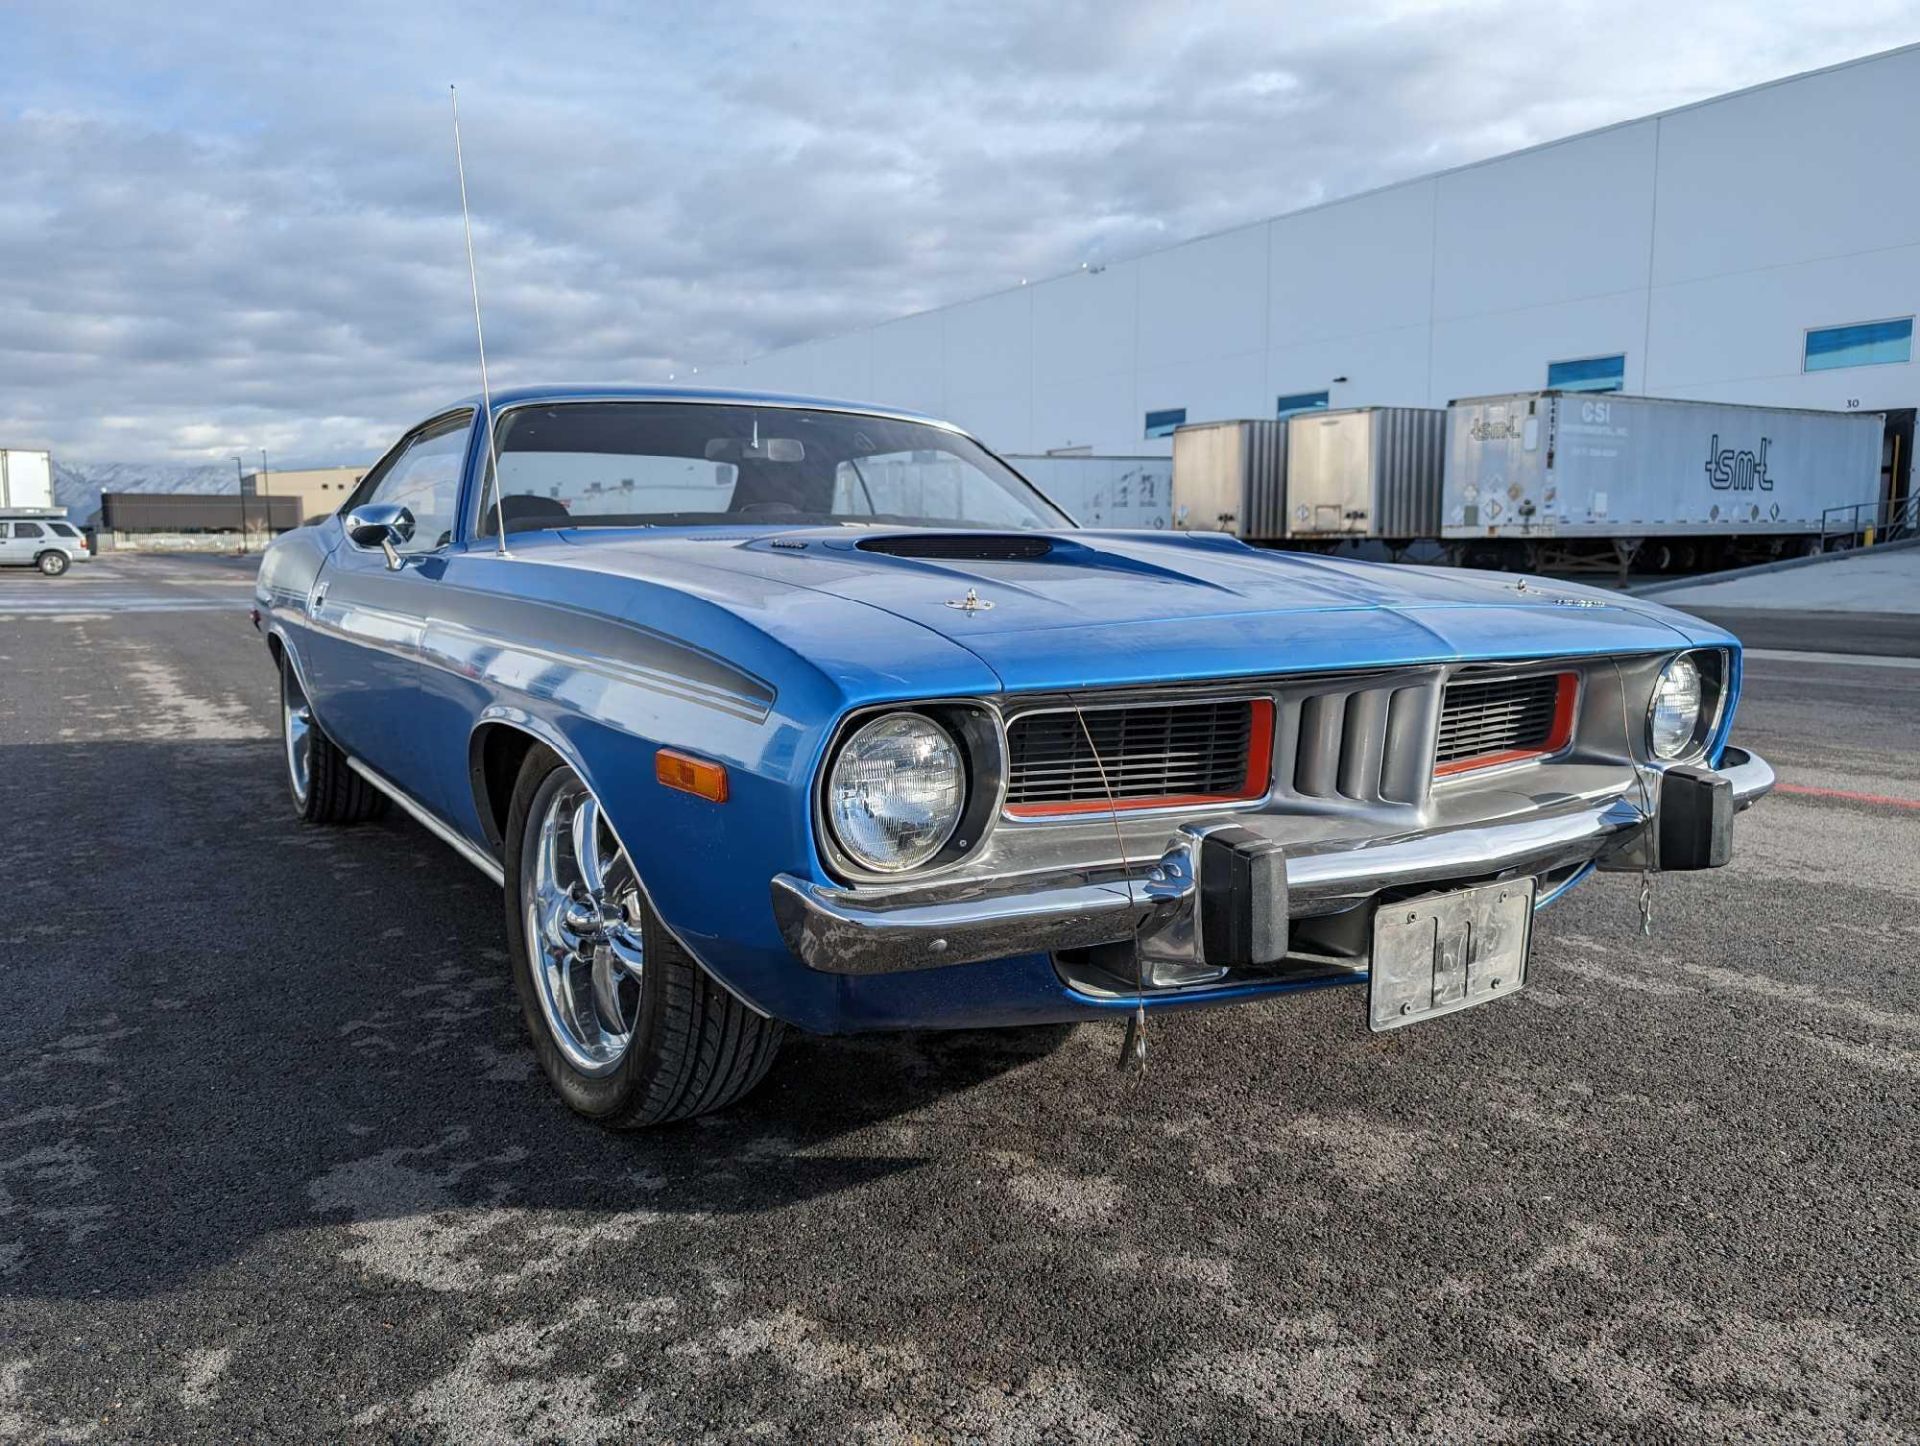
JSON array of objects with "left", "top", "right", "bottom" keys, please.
[{"left": 1703, "top": 433, "right": 1774, "bottom": 491}]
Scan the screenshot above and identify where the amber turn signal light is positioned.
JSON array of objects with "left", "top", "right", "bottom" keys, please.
[{"left": 656, "top": 748, "right": 729, "bottom": 802}]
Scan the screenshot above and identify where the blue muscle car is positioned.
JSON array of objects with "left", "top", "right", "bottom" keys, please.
[{"left": 256, "top": 386, "right": 1774, "bottom": 1127}]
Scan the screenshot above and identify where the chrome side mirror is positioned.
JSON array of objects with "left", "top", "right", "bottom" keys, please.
[{"left": 344, "top": 504, "right": 415, "bottom": 570}]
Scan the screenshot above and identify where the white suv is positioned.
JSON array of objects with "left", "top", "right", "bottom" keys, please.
[{"left": 0, "top": 517, "right": 90, "bottom": 575}]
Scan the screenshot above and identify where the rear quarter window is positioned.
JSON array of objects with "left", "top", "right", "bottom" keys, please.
[{"left": 49, "top": 523, "right": 78, "bottom": 537}]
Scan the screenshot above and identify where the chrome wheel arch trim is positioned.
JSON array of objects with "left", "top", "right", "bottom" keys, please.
[
  {"left": 266, "top": 627, "right": 336, "bottom": 756},
  {"left": 269, "top": 626, "right": 507, "bottom": 886},
  {"left": 469, "top": 708, "right": 777, "bottom": 1022},
  {"left": 467, "top": 707, "right": 593, "bottom": 847}
]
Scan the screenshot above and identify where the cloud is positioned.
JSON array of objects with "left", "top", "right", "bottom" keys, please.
[{"left": 0, "top": 0, "right": 1913, "bottom": 463}]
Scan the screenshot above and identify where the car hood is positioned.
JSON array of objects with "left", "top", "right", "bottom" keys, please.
[{"left": 553, "top": 527, "right": 1725, "bottom": 695}]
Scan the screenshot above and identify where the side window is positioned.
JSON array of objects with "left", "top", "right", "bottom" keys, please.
[
  {"left": 14, "top": 522, "right": 45, "bottom": 539},
  {"left": 49, "top": 523, "right": 78, "bottom": 538},
  {"left": 350, "top": 413, "right": 473, "bottom": 552}
]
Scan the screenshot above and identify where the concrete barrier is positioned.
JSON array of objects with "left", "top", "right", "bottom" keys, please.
[{"left": 101, "top": 530, "right": 280, "bottom": 553}]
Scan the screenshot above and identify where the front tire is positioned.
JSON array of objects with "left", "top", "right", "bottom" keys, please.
[
  {"left": 504, "top": 746, "right": 783, "bottom": 1127},
  {"left": 280, "top": 652, "right": 385, "bottom": 823},
  {"left": 37, "top": 551, "right": 69, "bottom": 577}
]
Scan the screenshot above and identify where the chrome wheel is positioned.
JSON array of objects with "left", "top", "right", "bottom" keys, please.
[
  {"left": 283, "top": 664, "right": 312, "bottom": 806},
  {"left": 523, "top": 777, "right": 645, "bottom": 1076}
]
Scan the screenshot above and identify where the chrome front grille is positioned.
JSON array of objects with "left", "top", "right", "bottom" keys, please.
[
  {"left": 1004, "top": 700, "right": 1257, "bottom": 810},
  {"left": 999, "top": 663, "right": 1580, "bottom": 818},
  {"left": 1435, "top": 672, "right": 1566, "bottom": 770}
]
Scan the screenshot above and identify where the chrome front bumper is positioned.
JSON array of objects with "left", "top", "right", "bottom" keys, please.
[{"left": 771, "top": 746, "right": 1774, "bottom": 978}]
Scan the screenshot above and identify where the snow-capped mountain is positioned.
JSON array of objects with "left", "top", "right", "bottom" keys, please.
[{"left": 52, "top": 460, "right": 239, "bottom": 523}]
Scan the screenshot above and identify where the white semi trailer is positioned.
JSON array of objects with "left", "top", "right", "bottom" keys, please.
[
  {"left": 1167, "top": 420, "right": 1288, "bottom": 538},
  {"left": 1167, "top": 395, "right": 1888, "bottom": 574},
  {"left": 1004, "top": 454, "right": 1172, "bottom": 529},
  {"left": 1443, "top": 392, "right": 1886, "bottom": 571},
  {"left": 0, "top": 449, "right": 53, "bottom": 511},
  {"left": 1281, "top": 406, "right": 1447, "bottom": 549}
]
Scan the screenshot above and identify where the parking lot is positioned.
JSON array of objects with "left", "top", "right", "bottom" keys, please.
[{"left": 1, "top": 553, "right": 1915, "bottom": 1442}]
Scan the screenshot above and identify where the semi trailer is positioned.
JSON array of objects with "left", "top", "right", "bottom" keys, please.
[
  {"left": 1167, "top": 419, "right": 1287, "bottom": 538},
  {"left": 0, "top": 449, "right": 53, "bottom": 511},
  {"left": 1443, "top": 392, "right": 1886, "bottom": 571},
  {"left": 1280, "top": 406, "right": 1446, "bottom": 551},
  {"left": 1004, "top": 453, "right": 1172, "bottom": 528},
  {"left": 1167, "top": 395, "right": 1888, "bottom": 573}
]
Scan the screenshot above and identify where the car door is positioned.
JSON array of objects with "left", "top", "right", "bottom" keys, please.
[
  {"left": 299, "top": 410, "right": 475, "bottom": 795},
  {"left": 6, "top": 520, "right": 48, "bottom": 565},
  {"left": 0, "top": 523, "right": 14, "bottom": 565}
]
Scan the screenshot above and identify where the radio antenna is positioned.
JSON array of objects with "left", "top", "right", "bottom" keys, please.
[{"left": 450, "top": 84, "right": 509, "bottom": 556}]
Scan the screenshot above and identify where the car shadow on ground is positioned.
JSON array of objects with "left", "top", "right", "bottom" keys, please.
[{"left": 0, "top": 739, "right": 1075, "bottom": 1302}]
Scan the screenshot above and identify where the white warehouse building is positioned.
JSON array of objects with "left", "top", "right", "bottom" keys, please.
[{"left": 703, "top": 43, "right": 1918, "bottom": 501}]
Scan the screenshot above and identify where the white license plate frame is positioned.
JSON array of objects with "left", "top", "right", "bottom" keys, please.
[{"left": 1368, "top": 878, "right": 1535, "bottom": 1032}]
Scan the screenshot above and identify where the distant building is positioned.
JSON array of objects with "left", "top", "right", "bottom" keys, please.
[
  {"left": 702, "top": 43, "right": 1919, "bottom": 507},
  {"left": 240, "top": 465, "right": 365, "bottom": 523},
  {"left": 92, "top": 491, "right": 301, "bottom": 551}
]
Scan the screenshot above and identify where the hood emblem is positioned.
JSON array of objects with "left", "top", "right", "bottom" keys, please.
[{"left": 945, "top": 588, "right": 994, "bottom": 613}]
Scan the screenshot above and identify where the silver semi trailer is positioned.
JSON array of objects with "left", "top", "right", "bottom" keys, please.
[
  {"left": 1282, "top": 406, "right": 1447, "bottom": 545},
  {"left": 1004, "top": 454, "right": 1171, "bottom": 529},
  {"left": 1168, "top": 419, "right": 1287, "bottom": 538},
  {"left": 0, "top": 449, "right": 53, "bottom": 511},
  {"left": 1444, "top": 392, "right": 1885, "bottom": 569}
]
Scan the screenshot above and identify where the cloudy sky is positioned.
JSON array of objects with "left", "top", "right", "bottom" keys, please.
[{"left": 3, "top": 1, "right": 1916, "bottom": 465}]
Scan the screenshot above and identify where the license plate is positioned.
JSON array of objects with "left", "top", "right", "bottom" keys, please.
[{"left": 1368, "top": 879, "right": 1534, "bottom": 1032}]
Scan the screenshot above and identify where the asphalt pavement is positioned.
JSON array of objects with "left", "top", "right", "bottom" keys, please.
[
  {"left": 1666, "top": 608, "right": 1918, "bottom": 658},
  {"left": 1, "top": 554, "right": 1915, "bottom": 1442}
]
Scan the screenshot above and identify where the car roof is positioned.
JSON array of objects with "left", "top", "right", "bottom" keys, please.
[{"left": 445, "top": 384, "right": 965, "bottom": 434}]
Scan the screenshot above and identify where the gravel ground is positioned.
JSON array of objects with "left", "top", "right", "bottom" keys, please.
[{"left": 1, "top": 555, "right": 1914, "bottom": 1443}]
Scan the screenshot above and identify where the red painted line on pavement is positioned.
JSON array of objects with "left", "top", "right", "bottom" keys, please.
[{"left": 1776, "top": 782, "right": 1920, "bottom": 810}]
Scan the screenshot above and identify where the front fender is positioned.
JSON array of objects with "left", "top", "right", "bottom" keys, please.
[{"left": 466, "top": 700, "right": 813, "bottom": 1024}]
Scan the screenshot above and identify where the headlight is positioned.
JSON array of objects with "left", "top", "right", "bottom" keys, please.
[
  {"left": 826, "top": 712, "right": 965, "bottom": 872},
  {"left": 1649, "top": 654, "right": 1704, "bottom": 759}
]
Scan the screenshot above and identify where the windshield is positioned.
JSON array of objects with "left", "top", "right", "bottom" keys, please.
[{"left": 478, "top": 401, "right": 1072, "bottom": 535}]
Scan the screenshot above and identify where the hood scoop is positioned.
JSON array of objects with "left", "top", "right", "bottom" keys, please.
[{"left": 856, "top": 533, "right": 1054, "bottom": 562}]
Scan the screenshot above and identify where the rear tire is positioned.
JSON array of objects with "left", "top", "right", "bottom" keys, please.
[
  {"left": 280, "top": 652, "right": 386, "bottom": 824},
  {"left": 503, "top": 745, "right": 783, "bottom": 1127},
  {"left": 37, "top": 551, "right": 69, "bottom": 577}
]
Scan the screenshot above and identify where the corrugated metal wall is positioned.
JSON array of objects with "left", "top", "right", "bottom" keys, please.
[
  {"left": 1372, "top": 408, "right": 1448, "bottom": 538},
  {"left": 1242, "top": 421, "right": 1290, "bottom": 539}
]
